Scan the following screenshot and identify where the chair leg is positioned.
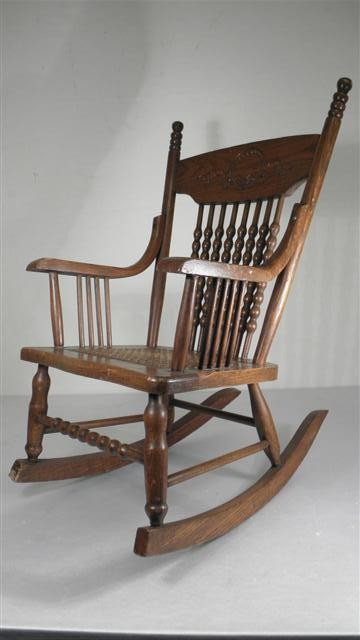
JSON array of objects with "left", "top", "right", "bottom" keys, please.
[
  {"left": 143, "top": 393, "right": 168, "bottom": 526},
  {"left": 248, "top": 383, "right": 281, "bottom": 467},
  {"left": 135, "top": 410, "right": 327, "bottom": 556},
  {"left": 25, "top": 365, "right": 50, "bottom": 462},
  {"left": 166, "top": 393, "right": 175, "bottom": 435}
]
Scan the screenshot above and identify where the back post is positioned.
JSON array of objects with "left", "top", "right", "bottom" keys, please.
[
  {"left": 254, "top": 77, "right": 352, "bottom": 365},
  {"left": 147, "top": 121, "right": 184, "bottom": 347}
]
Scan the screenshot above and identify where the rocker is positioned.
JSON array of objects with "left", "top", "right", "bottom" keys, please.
[{"left": 10, "top": 78, "right": 352, "bottom": 556}]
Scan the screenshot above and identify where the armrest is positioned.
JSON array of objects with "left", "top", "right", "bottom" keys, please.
[
  {"left": 158, "top": 204, "right": 311, "bottom": 283},
  {"left": 157, "top": 257, "right": 273, "bottom": 282},
  {"left": 27, "top": 215, "right": 164, "bottom": 278}
]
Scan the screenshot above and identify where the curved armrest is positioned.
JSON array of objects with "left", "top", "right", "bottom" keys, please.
[
  {"left": 27, "top": 215, "right": 164, "bottom": 278},
  {"left": 157, "top": 257, "right": 273, "bottom": 282},
  {"left": 158, "top": 204, "right": 312, "bottom": 283}
]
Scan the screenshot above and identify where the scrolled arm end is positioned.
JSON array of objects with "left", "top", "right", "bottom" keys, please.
[{"left": 27, "top": 258, "right": 51, "bottom": 273}]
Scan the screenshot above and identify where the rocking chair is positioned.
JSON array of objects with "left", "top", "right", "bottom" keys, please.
[{"left": 10, "top": 78, "right": 352, "bottom": 556}]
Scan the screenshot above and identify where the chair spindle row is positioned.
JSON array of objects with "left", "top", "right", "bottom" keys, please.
[
  {"left": 185, "top": 196, "right": 285, "bottom": 368},
  {"left": 48, "top": 274, "right": 112, "bottom": 348},
  {"left": 49, "top": 273, "right": 64, "bottom": 347},
  {"left": 77, "top": 276, "right": 112, "bottom": 348}
]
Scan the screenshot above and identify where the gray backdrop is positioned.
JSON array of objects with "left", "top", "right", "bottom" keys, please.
[{"left": 3, "top": 0, "right": 359, "bottom": 395}]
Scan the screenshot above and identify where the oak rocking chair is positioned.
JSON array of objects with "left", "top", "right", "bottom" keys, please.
[{"left": 10, "top": 78, "right": 352, "bottom": 556}]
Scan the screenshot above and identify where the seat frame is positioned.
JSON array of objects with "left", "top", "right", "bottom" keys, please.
[{"left": 10, "top": 78, "right": 352, "bottom": 556}]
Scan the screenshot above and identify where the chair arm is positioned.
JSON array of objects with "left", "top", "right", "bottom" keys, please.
[
  {"left": 158, "top": 204, "right": 311, "bottom": 283},
  {"left": 157, "top": 257, "right": 273, "bottom": 282},
  {"left": 27, "top": 215, "right": 164, "bottom": 278}
]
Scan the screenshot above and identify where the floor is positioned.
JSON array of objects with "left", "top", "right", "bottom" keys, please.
[{"left": 1, "top": 386, "right": 359, "bottom": 635}]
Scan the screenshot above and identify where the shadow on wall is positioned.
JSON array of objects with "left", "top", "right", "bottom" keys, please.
[
  {"left": 205, "top": 119, "right": 222, "bottom": 151},
  {"left": 8, "top": 1, "right": 148, "bottom": 253}
]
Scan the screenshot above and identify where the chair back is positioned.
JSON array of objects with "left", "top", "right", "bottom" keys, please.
[{"left": 147, "top": 79, "right": 352, "bottom": 370}]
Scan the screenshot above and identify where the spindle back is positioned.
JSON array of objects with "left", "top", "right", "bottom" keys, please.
[
  {"left": 175, "top": 135, "right": 319, "bottom": 204},
  {"left": 185, "top": 197, "right": 286, "bottom": 368},
  {"left": 147, "top": 78, "right": 352, "bottom": 370}
]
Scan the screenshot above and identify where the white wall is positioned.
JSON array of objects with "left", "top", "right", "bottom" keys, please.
[{"left": 3, "top": 0, "right": 359, "bottom": 395}]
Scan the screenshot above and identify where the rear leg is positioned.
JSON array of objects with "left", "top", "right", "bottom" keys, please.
[{"left": 248, "top": 383, "right": 281, "bottom": 467}]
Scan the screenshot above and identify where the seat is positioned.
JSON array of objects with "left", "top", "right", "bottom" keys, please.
[
  {"left": 21, "top": 345, "right": 278, "bottom": 392},
  {"left": 10, "top": 78, "right": 352, "bottom": 556}
]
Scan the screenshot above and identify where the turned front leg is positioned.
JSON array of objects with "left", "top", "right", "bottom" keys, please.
[
  {"left": 143, "top": 393, "right": 168, "bottom": 526},
  {"left": 25, "top": 365, "right": 50, "bottom": 462},
  {"left": 166, "top": 393, "right": 175, "bottom": 435},
  {"left": 248, "top": 383, "right": 281, "bottom": 467}
]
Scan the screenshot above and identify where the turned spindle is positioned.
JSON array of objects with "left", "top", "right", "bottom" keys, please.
[
  {"left": 143, "top": 394, "right": 168, "bottom": 526},
  {"left": 328, "top": 77, "right": 352, "bottom": 119},
  {"left": 25, "top": 365, "right": 50, "bottom": 462}
]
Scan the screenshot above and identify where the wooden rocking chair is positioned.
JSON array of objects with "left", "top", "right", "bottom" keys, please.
[{"left": 10, "top": 78, "right": 352, "bottom": 556}]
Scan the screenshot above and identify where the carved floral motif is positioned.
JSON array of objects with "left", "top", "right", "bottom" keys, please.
[{"left": 193, "top": 147, "right": 293, "bottom": 192}]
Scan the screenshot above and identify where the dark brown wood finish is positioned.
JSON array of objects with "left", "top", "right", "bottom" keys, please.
[
  {"left": 25, "top": 365, "right": 50, "bottom": 461},
  {"left": 143, "top": 394, "right": 168, "bottom": 526},
  {"left": 44, "top": 413, "right": 144, "bottom": 433},
  {"left": 171, "top": 397, "right": 255, "bottom": 427},
  {"left": 76, "top": 276, "right": 85, "bottom": 347},
  {"left": 20, "top": 345, "right": 278, "bottom": 393},
  {"left": 49, "top": 274, "right": 64, "bottom": 347},
  {"left": 147, "top": 122, "right": 184, "bottom": 347},
  {"left": 175, "top": 135, "right": 320, "bottom": 204},
  {"left": 10, "top": 388, "right": 241, "bottom": 482},
  {"left": 167, "top": 440, "right": 268, "bottom": 487},
  {"left": 253, "top": 80, "right": 353, "bottom": 366},
  {"left": 11, "top": 78, "right": 352, "bottom": 555},
  {"left": 157, "top": 202, "right": 310, "bottom": 285},
  {"left": 171, "top": 275, "right": 199, "bottom": 370},
  {"left": 42, "top": 415, "right": 144, "bottom": 463},
  {"left": 134, "top": 410, "right": 328, "bottom": 555},
  {"left": 248, "top": 383, "right": 281, "bottom": 466}
]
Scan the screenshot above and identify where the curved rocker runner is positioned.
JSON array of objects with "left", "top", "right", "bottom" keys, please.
[
  {"left": 135, "top": 410, "right": 327, "bottom": 556},
  {"left": 10, "top": 78, "right": 352, "bottom": 555}
]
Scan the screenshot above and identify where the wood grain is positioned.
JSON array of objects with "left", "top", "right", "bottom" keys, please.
[
  {"left": 175, "top": 135, "right": 320, "bottom": 204},
  {"left": 10, "top": 388, "right": 241, "bottom": 482},
  {"left": 172, "top": 397, "right": 255, "bottom": 427},
  {"left": 167, "top": 440, "right": 268, "bottom": 487},
  {"left": 157, "top": 203, "right": 311, "bottom": 285},
  {"left": 25, "top": 365, "right": 50, "bottom": 461},
  {"left": 134, "top": 410, "right": 327, "bottom": 555},
  {"left": 143, "top": 394, "right": 168, "bottom": 526},
  {"left": 49, "top": 273, "right": 63, "bottom": 347},
  {"left": 248, "top": 383, "right": 281, "bottom": 466},
  {"left": 21, "top": 345, "right": 277, "bottom": 393},
  {"left": 76, "top": 276, "right": 85, "bottom": 347},
  {"left": 147, "top": 122, "right": 183, "bottom": 347},
  {"left": 13, "top": 78, "right": 351, "bottom": 556}
]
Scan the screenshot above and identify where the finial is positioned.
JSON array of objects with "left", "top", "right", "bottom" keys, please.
[
  {"left": 329, "top": 77, "right": 352, "bottom": 119},
  {"left": 337, "top": 77, "right": 352, "bottom": 94},
  {"left": 170, "top": 121, "right": 184, "bottom": 151}
]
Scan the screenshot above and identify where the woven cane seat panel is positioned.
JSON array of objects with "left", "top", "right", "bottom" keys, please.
[
  {"left": 21, "top": 345, "right": 278, "bottom": 391},
  {"left": 67, "top": 346, "right": 200, "bottom": 369}
]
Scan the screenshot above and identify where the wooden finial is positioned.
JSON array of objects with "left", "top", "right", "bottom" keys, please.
[
  {"left": 170, "top": 121, "right": 184, "bottom": 150},
  {"left": 329, "top": 77, "right": 352, "bottom": 119}
]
